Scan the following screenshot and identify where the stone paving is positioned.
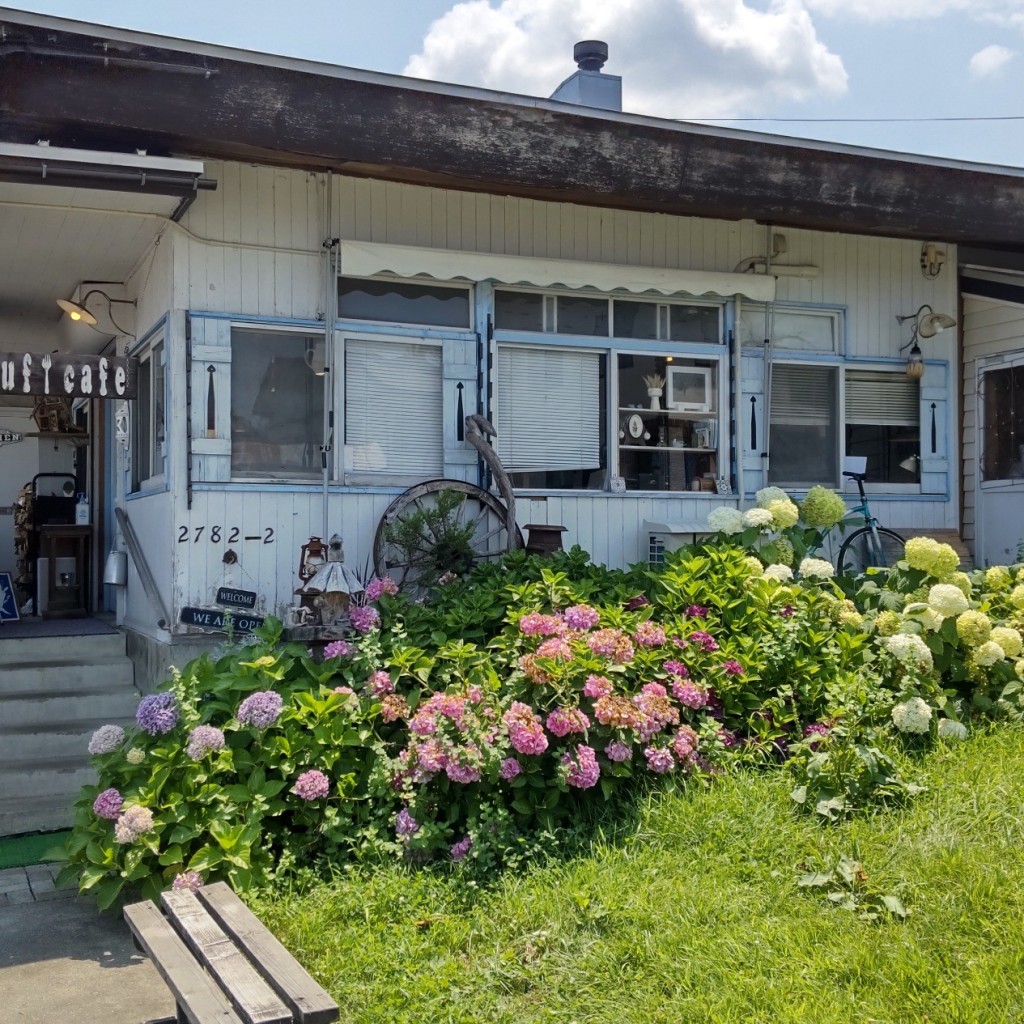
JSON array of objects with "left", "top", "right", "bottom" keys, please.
[{"left": 0, "top": 862, "right": 76, "bottom": 906}]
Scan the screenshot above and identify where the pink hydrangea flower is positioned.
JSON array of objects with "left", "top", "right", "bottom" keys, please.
[
  {"left": 672, "top": 681, "right": 707, "bottom": 709},
  {"left": 368, "top": 670, "right": 395, "bottom": 696},
  {"left": 323, "top": 639, "right": 353, "bottom": 659},
  {"left": 663, "top": 659, "right": 688, "bottom": 678},
  {"left": 562, "top": 744, "right": 600, "bottom": 789},
  {"left": 349, "top": 605, "right": 380, "bottom": 634},
  {"left": 583, "top": 674, "right": 613, "bottom": 699},
  {"left": 644, "top": 746, "right": 675, "bottom": 773},
  {"left": 545, "top": 706, "right": 591, "bottom": 737},
  {"left": 671, "top": 726, "right": 699, "bottom": 762},
  {"left": 634, "top": 621, "right": 667, "bottom": 647},
  {"left": 292, "top": 769, "right": 330, "bottom": 801},
  {"left": 451, "top": 835, "right": 473, "bottom": 861},
  {"left": 518, "top": 612, "right": 565, "bottom": 636},
  {"left": 586, "top": 629, "right": 635, "bottom": 664},
  {"left": 536, "top": 637, "right": 573, "bottom": 660},
  {"left": 114, "top": 805, "right": 154, "bottom": 844},
  {"left": 689, "top": 630, "right": 719, "bottom": 652},
  {"left": 172, "top": 871, "right": 203, "bottom": 893},
  {"left": 416, "top": 738, "right": 449, "bottom": 774},
  {"left": 364, "top": 576, "right": 399, "bottom": 602},
  {"left": 722, "top": 660, "right": 744, "bottom": 676},
  {"left": 562, "top": 604, "right": 600, "bottom": 631},
  {"left": 500, "top": 757, "right": 523, "bottom": 780},
  {"left": 503, "top": 702, "right": 548, "bottom": 755},
  {"left": 395, "top": 808, "right": 419, "bottom": 836}
]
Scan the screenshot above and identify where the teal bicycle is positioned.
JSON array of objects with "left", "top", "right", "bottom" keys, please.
[{"left": 836, "top": 470, "right": 905, "bottom": 577}]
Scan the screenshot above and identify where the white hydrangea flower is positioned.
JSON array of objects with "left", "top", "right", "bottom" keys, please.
[
  {"left": 990, "top": 626, "right": 1023, "bottom": 658},
  {"left": 1017, "top": 659, "right": 1024, "bottom": 681},
  {"left": 884, "top": 633, "right": 934, "bottom": 672},
  {"left": 903, "top": 603, "right": 944, "bottom": 633},
  {"left": 937, "top": 719, "right": 968, "bottom": 741},
  {"left": 742, "top": 507, "right": 775, "bottom": 530},
  {"left": 891, "top": 696, "right": 932, "bottom": 734},
  {"left": 126, "top": 748, "right": 146, "bottom": 765},
  {"left": 744, "top": 556, "right": 765, "bottom": 577},
  {"left": 87, "top": 724, "right": 125, "bottom": 756},
  {"left": 756, "top": 486, "right": 791, "bottom": 509},
  {"left": 767, "top": 499, "right": 800, "bottom": 529},
  {"left": 799, "top": 557, "right": 836, "bottom": 580},
  {"left": 763, "top": 563, "right": 794, "bottom": 582},
  {"left": 927, "top": 583, "right": 969, "bottom": 617},
  {"left": 973, "top": 640, "right": 1006, "bottom": 667},
  {"left": 707, "top": 506, "right": 744, "bottom": 535}
]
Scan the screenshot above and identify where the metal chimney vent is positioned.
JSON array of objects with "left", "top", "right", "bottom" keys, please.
[{"left": 574, "top": 40, "right": 608, "bottom": 72}]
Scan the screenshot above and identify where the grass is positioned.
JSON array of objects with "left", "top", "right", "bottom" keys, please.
[
  {"left": 0, "top": 830, "right": 70, "bottom": 870},
  {"left": 251, "top": 727, "right": 1024, "bottom": 1023}
]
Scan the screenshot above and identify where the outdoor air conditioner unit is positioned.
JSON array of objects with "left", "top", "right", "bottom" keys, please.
[{"left": 644, "top": 519, "right": 711, "bottom": 566}]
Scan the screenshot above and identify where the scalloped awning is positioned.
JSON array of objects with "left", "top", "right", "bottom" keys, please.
[{"left": 339, "top": 241, "right": 776, "bottom": 303}]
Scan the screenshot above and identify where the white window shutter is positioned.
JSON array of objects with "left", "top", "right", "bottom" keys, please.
[
  {"left": 770, "top": 364, "right": 833, "bottom": 426},
  {"left": 846, "top": 371, "right": 919, "bottom": 425},
  {"left": 344, "top": 338, "right": 443, "bottom": 480},
  {"left": 496, "top": 346, "right": 601, "bottom": 472}
]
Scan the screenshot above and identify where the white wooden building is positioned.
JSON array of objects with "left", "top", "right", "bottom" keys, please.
[{"left": 0, "top": 9, "right": 1022, "bottom": 687}]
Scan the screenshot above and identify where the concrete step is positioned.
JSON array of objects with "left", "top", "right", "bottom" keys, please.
[
  {"left": 1, "top": 712, "right": 138, "bottom": 763},
  {"left": 0, "top": 657, "right": 138, "bottom": 696},
  {"left": 0, "top": 631, "right": 127, "bottom": 666},
  {"left": 0, "top": 760, "right": 97, "bottom": 807}
]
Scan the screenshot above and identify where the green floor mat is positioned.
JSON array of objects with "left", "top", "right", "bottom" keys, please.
[{"left": 0, "top": 830, "right": 70, "bottom": 870}]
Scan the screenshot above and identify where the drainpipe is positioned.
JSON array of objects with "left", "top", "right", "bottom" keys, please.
[
  {"left": 321, "top": 171, "right": 335, "bottom": 538},
  {"left": 733, "top": 297, "right": 744, "bottom": 508}
]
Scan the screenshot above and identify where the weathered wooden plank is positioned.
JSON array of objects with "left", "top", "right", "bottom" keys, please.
[
  {"left": 124, "top": 900, "right": 245, "bottom": 1024},
  {"left": 198, "top": 883, "right": 339, "bottom": 1024},
  {"left": 161, "top": 888, "right": 291, "bottom": 1024}
]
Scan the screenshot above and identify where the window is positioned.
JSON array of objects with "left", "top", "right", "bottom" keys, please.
[
  {"left": 982, "top": 363, "right": 1024, "bottom": 481},
  {"left": 230, "top": 329, "right": 324, "bottom": 479},
  {"left": 338, "top": 277, "right": 471, "bottom": 328},
  {"left": 494, "top": 290, "right": 722, "bottom": 343},
  {"left": 617, "top": 354, "right": 720, "bottom": 492},
  {"left": 845, "top": 370, "right": 920, "bottom": 484},
  {"left": 131, "top": 338, "right": 165, "bottom": 491},
  {"left": 742, "top": 306, "right": 841, "bottom": 353},
  {"left": 344, "top": 336, "right": 443, "bottom": 483},
  {"left": 768, "top": 363, "right": 839, "bottom": 486},
  {"left": 495, "top": 346, "right": 607, "bottom": 489}
]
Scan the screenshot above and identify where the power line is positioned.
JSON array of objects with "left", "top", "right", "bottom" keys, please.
[{"left": 681, "top": 115, "right": 1024, "bottom": 124}]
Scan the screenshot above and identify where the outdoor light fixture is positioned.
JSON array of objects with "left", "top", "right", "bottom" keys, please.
[
  {"left": 896, "top": 303, "right": 957, "bottom": 379},
  {"left": 57, "top": 289, "right": 137, "bottom": 333}
]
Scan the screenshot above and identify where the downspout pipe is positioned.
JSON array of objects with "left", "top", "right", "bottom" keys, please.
[
  {"left": 321, "top": 171, "right": 335, "bottom": 539},
  {"left": 733, "top": 297, "right": 744, "bottom": 509}
]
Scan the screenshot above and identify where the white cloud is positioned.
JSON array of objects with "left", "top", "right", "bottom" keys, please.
[
  {"left": 970, "top": 43, "right": 1016, "bottom": 76},
  {"left": 403, "top": 0, "right": 848, "bottom": 119},
  {"left": 805, "top": 0, "right": 1024, "bottom": 22}
]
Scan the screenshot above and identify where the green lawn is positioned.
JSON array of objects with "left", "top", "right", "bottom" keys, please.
[{"left": 252, "top": 727, "right": 1024, "bottom": 1023}]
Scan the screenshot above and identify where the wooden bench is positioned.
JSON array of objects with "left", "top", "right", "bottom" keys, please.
[{"left": 124, "top": 881, "right": 339, "bottom": 1024}]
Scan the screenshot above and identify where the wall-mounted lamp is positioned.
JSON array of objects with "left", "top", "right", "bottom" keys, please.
[
  {"left": 920, "top": 242, "right": 946, "bottom": 279},
  {"left": 896, "top": 303, "right": 956, "bottom": 379},
  {"left": 57, "top": 289, "right": 137, "bottom": 334}
]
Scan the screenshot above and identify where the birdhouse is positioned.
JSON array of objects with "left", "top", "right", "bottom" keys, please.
[{"left": 295, "top": 533, "right": 364, "bottom": 626}]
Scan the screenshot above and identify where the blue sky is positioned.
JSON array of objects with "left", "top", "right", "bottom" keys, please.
[{"left": 9, "top": 0, "right": 1024, "bottom": 167}]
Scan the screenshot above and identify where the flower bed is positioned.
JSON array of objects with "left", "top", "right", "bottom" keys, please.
[{"left": 62, "top": 530, "right": 1024, "bottom": 908}]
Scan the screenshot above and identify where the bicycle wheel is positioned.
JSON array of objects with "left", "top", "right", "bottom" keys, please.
[
  {"left": 373, "top": 478, "right": 523, "bottom": 591},
  {"left": 837, "top": 527, "right": 905, "bottom": 577}
]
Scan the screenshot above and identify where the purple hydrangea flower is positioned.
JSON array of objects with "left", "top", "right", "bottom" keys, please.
[
  {"left": 186, "top": 725, "right": 226, "bottom": 761},
  {"left": 135, "top": 692, "right": 179, "bottom": 736},
  {"left": 663, "top": 660, "right": 688, "bottom": 678},
  {"left": 563, "top": 604, "right": 600, "bottom": 631},
  {"left": 780, "top": 605, "right": 796, "bottom": 618},
  {"left": 395, "top": 808, "right": 419, "bottom": 837},
  {"left": 92, "top": 787, "right": 123, "bottom": 820},
  {"left": 172, "top": 871, "right": 203, "bottom": 893},
  {"left": 689, "top": 631, "right": 719, "bottom": 652},
  {"left": 291, "top": 769, "right": 330, "bottom": 800},
  {"left": 323, "top": 640, "right": 353, "bottom": 659},
  {"left": 87, "top": 724, "right": 125, "bottom": 756},
  {"left": 644, "top": 746, "right": 675, "bottom": 774},
  {"left": 685, "top": 605, "right": 709, "bottom": 619},
  {"left": 626, "top": 594, "right": 650, "bottom": 610},
  {"left": 349, "top": 605, "right": 380, "bottom": 634},
  {"left": 604, "top": 740, "right": 632, "bottom": 762},
  {"left": 500, "top": 757, "right": 523, "bottom": 780},
  {"left": 237, "top": 690, "right": 283, "bottom": 729},
  {"left": 722, "top": 660, "right": 744, "bottom": 676},
  {"left": 450, "top": 835, "right": 473, "bottom": 862}
]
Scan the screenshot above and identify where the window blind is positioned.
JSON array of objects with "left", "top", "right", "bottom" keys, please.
[
  {"left": 770, "top": 364, "right": 835, "bottom": 426},
  {"left": 846, "top": 370, "right": 919, "bottom": 426},
  {"left": 496, "top": 346, "right": 601, "bottom": 473},
  {"left": 344, "top": 338, "right": 442, "bottom": 477}
]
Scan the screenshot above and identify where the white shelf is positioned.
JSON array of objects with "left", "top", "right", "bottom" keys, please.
[
  {"left": 618, "top": 407, "right": 717, "bottom": 419},
  {"left": 619, "top": 445, "right": 716, "bottom": 452}
]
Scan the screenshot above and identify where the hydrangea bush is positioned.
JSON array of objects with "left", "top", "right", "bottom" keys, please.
[{"left": 63, "top": 536, "right": 1024, "bottom": 907}]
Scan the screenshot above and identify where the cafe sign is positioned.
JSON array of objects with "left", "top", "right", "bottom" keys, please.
[{"left": 1, "top": 352, "right": 138, "bottom": 400}]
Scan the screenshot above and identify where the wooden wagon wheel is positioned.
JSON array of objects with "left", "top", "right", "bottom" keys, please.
[{"left": 373, "top": 478, "right": 524, "bottom": 591}]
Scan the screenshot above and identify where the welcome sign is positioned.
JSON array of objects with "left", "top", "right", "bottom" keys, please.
[{"left": 0, "top": 352, "right": 138, "bottom": 400}]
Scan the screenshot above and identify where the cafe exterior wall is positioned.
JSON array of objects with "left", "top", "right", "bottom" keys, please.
[{"left": 116, "top": 161, "right": 959, "bottom": 654}]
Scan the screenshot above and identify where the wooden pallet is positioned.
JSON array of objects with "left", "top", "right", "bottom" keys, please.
[{"left": 125, "top": 882, "right": 338, "bottom": 1024}]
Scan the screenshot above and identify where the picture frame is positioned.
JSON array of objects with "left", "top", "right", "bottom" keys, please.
[
  {"left": 0, "top": 571, "right": 20, "bottom": 622},
  {"left": 666, "top": 365, "right": 713, "bottom": 413}
]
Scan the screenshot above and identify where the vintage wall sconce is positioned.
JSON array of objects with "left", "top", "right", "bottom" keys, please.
[{"left": 896, "top": 303, "right": 957, "bottom": 379}]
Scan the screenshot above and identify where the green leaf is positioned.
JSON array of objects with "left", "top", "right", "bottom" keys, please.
[
  {"left": 881, "top": 895, "right": 909, "bottom": 920},
  {"left": 797, "top": 871, "right": 834, "bottom": 889}
]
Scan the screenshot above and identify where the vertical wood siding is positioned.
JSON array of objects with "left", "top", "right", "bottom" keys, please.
[{"left": 134, "top": 162, "right": 963, "bottom": 633}]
